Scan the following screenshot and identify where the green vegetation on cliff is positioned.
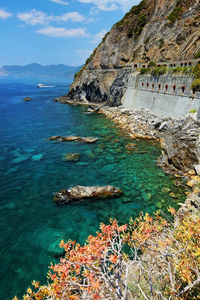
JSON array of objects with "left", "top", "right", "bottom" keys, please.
[
  {"left": 191, "top": 63, "right": 200, "bottom": 91},
  {"left": 168, "top": 0, "right": 183, "bottom": 22},
  {"left": 116, "top": 0, "right": 147, "bottom": 39},
  {"left": 194, "top": 50, "right": 200, "bottom": 59}
]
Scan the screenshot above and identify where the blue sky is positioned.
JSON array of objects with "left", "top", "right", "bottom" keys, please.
[{"left": 0, "top": 0, "right": 140, "bottom": 67}]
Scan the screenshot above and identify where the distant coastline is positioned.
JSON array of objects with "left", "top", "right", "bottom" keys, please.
[{"left": 0, "top": 63, "right": 81, "bottom": 82}]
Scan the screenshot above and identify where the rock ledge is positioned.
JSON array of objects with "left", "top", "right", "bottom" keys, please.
[{"left": 54, "top": 185, "right": 122, "bottom": 205}]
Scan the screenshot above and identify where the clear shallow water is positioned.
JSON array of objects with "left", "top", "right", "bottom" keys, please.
[{"left": 0, "top": 82, "right": 186, "bottom": 299}]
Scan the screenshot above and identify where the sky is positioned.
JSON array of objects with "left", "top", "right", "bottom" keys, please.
[{"left": 0, "top": 0, "right": 140, "bottom": 67}]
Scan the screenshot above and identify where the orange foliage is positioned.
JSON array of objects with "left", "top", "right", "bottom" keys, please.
[{"left": 14, "top": 211, "right": 200, "bottom": 300}]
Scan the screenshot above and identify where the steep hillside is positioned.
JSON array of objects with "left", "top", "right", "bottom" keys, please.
[{"left": 67, "top": 0, "right": 200, "bottom": 105}]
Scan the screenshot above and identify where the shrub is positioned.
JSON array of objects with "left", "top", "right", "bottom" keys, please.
[
  {"left": 133, "top": 14, "right": 147, "bottom": 37},
  {"left": 16, "top": 210, "right": 200, "bottom": 300},
  {"left": 192, "top": 63, "right": 200, "bottom": 78},
  {"left": 148, "top": 61, "right": 156, "bottom": 67},
  {"left": 140, "top": 67, "right": 150, "bottom": 75},
  {"left": 191, "top": 78, "right": 200, "bottom": 92},
  {"left": 151, "top": 66, "right": 167, "bottom": 76},
  {"left": 159, "top": 37, "right": 164, "bottom": 48},
  {"left": 171, "top": 66, "right": 190, "bottom": 74},
  {"left": 189, "top": 109, "right": 197, "bottom": 113},
  {"left": 194, "top": 50, "right": 200, "bottom": 59},
  {"left": 168, "top": 4, "right": 183, "bottom": 23},
  {"left": 116, "top": 0, "right": 146, "bottom": 28}
]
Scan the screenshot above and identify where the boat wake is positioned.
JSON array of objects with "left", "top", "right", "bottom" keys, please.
[{"left": 37, "top": 84, "right": 55, "bottom": 88}]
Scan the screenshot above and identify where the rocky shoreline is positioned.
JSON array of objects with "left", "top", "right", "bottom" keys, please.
[
  {"left": 100, "top": 105, "right": 200, "bottom": 215},
  {"left": 56, "top": 96, "right": 200, "bottom": 213}
]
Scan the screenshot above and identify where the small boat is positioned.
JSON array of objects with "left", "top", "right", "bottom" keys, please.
[{"left": 37, "top": 83, "right": 54, "bottom": 88}]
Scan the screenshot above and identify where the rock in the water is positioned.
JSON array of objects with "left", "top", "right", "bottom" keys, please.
[
  {"left": 49, "top": 135, "right": 61, "bottom": 140},
  {"left": 84, "top": 137, "right": 98, "bottom": 143},
  {"left": 24, "top": 97, "right": 31, "bottom": 101},
  {"left": 61, "top": 136, "right": 79, "bottom": 142},
  {"left": 54, "top": 185, "right": 122, "bottom": 205},
  {"left": 162, "top": 187, "right": 171, "bottom": 193},
  {"left": 86, "top": 105, "right": 100, "bottom": 113},
  {"left": 48, "top": 136, "right": 98, "bottom": 143},
  {"left": 31, "top": 154, "right": 44, "bottom": 161},
  {"left": 63, "top": 153, "right": 80, "bottom": 162},
  {"left": 169, "top": 192, "right": 178, "bottom": 199},
  {"left": 126, "top": 143, "right": 137, "bottom": 151}
]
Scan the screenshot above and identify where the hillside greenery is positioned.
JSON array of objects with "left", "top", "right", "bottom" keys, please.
[{"left": 168, "top": 0, "right": 183, "bottom": 23}]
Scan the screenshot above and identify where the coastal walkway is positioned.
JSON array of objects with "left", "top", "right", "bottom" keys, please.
[{"left": 82, "top": 58, "right": 200, "bottom": 72}]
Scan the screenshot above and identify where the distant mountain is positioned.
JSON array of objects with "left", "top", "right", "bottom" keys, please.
[{"left": 0, "top": 63, "right": 81, "bottom": 81}]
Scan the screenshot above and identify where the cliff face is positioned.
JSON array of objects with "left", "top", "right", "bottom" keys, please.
[{"left": 67, "top": 0, "right": 200, "bottom": 105}]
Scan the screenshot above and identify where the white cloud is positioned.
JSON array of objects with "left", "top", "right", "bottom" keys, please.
[
  {"left": 91, "top": 29, "right": 108, "bottom": 44},
  {"left": 17, "top": 9, "right": 85, "bottom": 26},
  {"left": 97, "top": 4, "right": 118, "bottom": 11},
  {"left": 17, "top": 9, "right": 49, "bottom": 25},
  {"left": 55, "top": 12, "right": 85, "bottom": 22},
  {"left": 37, "top": 26, "right": 88, "bottom": 38},
  {"left": 50, "top": 0, "right": 69, "bottom": 5},
  {"left": 0, "top": 9, "right": 12, "bottom": 20},
  {"left": 79, "top": 0, "right": 140, "bottom": 13}
]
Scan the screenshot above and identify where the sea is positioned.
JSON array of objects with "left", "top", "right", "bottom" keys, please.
[{"left": 0, "top": 80, "right": 186, "bottom": 299}]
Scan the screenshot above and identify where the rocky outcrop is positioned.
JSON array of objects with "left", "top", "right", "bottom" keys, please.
[
  {"left": 48, "top": 136, "right": 98, "bottom": 143},
  {"left": 24, "top": 97, "right": 31, "bottom": 101},
  {"left": 177, "top": 193, "right": 200, "bottom": 219},
  {"left": 54, "top": 185, "right": 122, "bottom": 205},
  {"left": 98, "top": 106, "right": 200, "bottom": 174},
  {"left": 66, "top": 0, "right": 200, "bottom": 105}
]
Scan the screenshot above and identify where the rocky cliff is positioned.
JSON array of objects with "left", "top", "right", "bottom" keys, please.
[{"left": 67, "top": 0, "right": 200, "bottom": 105}]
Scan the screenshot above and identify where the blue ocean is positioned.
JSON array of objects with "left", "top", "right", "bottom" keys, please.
[{"left": 0, "top": 81, "right": 186, "bottom": 299}]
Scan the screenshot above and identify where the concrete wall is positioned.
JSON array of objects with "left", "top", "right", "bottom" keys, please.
[{"left": 123, "top": 74, "right": 200, "bottom": 120}]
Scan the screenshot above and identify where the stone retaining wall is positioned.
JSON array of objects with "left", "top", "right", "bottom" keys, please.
[{"left": 123, "top": 74, "right": 200, "bottom": 120}]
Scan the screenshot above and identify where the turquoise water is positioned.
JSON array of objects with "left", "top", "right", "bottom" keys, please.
[{"left": 0, "top": 82, "right": 186, "bottom": 299}]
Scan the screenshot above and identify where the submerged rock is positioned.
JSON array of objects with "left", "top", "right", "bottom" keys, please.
[
  {"left": 63, "top": 153, "right": 80, "bottom": 162},
  {"left": 54, "top": 185, "right": 122, "bottom": 205},
  {"left": 31, "top": 154, "right": 44, "bottom": 161},
  {"left": 11, "top": 155, "right": 30, "bottom": 164},
  {"left": 169, "top": 192, "right": 178, "bottom": 199},
  {"left": 48, "top": 240, "right": 65, "bottom": 258},
  {"left": 162, "top": 187, "right": 171, "bottom": 194}
]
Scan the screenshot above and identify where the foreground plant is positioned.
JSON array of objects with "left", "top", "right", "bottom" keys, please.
[{"left": 15, "top": 209, "right": 200, "bottom": 300}]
